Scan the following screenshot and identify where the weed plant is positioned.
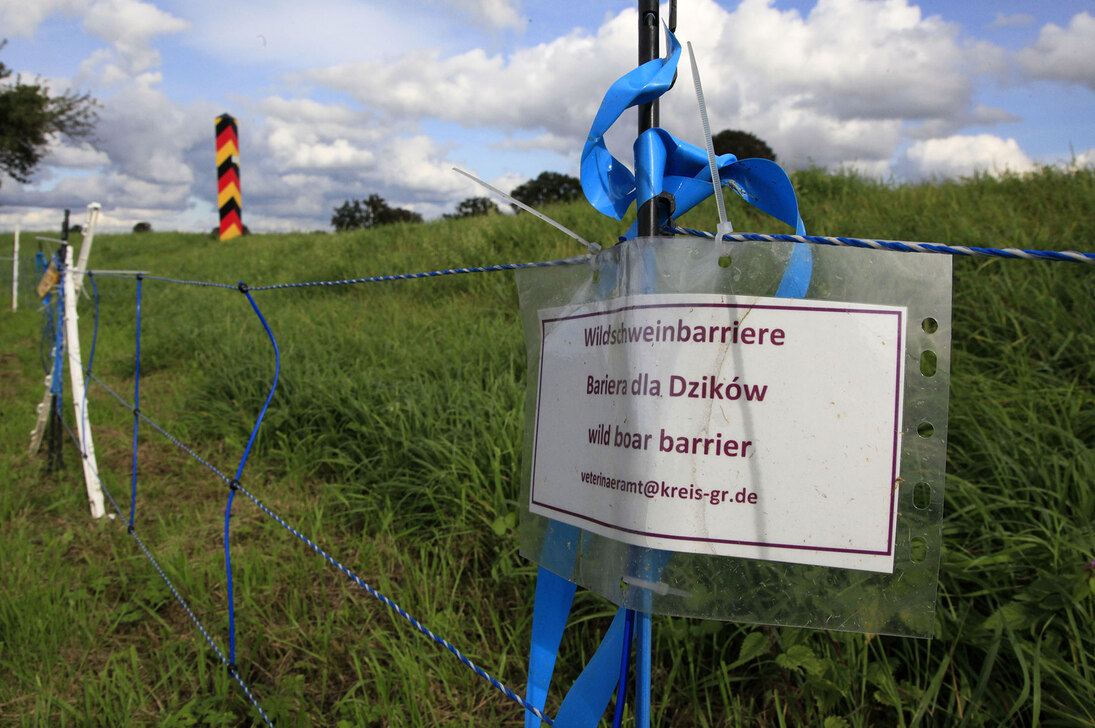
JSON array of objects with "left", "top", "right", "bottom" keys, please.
[{"left": 1, "top": 167, "right": 1093, "bottom": 726}]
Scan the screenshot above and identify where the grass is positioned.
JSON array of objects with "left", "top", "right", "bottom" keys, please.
[{"left": 1, "top": 166, "right": 1093, "bottom": 726}]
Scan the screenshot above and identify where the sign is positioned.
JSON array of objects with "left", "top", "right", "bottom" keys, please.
[
  {"left": 529, "top": 292, "right": 907, "bottom": 573},
  {"left": 37, "top": 260, "right": 59, "bottom": 298}
]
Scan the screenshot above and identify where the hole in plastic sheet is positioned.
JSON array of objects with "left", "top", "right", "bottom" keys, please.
[
  {"left": 718, "top": 255, "right": 732, "bottom": 268},
  {"left": 910, "top": 537, "right": 927, "bottom": 563},
  {"left": 913, "top": 481, "right": 931, "bottom": 510},
  {"left": 917, "top": 422, "right": 935, "bottom": 438},
  {"left": 922, "top": 317, "right": 939, "bottom": 334},
  {"left": 920, "top": 350, "right": 938, "bottom": 377}
]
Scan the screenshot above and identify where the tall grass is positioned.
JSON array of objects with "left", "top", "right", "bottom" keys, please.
[{"left": 1, "top": 166, "right": 1093, "bottom": 726}]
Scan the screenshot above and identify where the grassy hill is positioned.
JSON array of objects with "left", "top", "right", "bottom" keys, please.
[{"left": 1, "top": 167, "right": 1093, "bottom": 726}]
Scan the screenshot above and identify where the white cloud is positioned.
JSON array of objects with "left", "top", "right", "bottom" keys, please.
[
  {"left": 899, "top": 134, "right": 1035, "bottom": 180},
  {"left": 45, "top": 142, "right": 111, "bottom": 169},
  {"left": 434, "top": 0, "right": 524, "bottom": 31},
  {"left": 0, "top": 0, "right": 89, "bottom": 37},
  {"left": 1018, "top": 12, "right": 1095, "bottom": 90},
  {"left": 1068, "top": 147, "right": 1095, "bottom": 169},
  {"left": 175, "top": 0, "right": 471, "bottom": 69},
  {"left": 4, "top": 0, "right": 1073, "bottom": 233},
  {"left": 81, "top": 0, "right": 189, "bottom": 75},
  {"left": 989, "top": 13, "right": 1034, "bottom": 29}
]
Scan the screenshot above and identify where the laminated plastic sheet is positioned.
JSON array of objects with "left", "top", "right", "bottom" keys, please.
[{"left": 516, "top": 236, "right": 951, "bottom": 637}]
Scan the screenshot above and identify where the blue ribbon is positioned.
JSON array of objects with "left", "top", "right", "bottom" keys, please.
[
  {"left": 580, "top": 24, "right": 810, "bottom": 251},
  {"left": 525, "top": 521, "right": 580, "bottom": 728},
  {"left": 553, "top": 607, "right": 630, "bottom": 728}
]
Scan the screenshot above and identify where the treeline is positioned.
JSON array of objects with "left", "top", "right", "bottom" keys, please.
[{"left": 329, "top": 129, "right": 776, "bottom": 232}]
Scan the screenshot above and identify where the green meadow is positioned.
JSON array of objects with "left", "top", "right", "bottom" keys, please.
[{"left": 1, "top": 166, "right": 1093, "bottom": 726}]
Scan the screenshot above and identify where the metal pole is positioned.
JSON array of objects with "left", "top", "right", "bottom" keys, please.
[
  {"left": 635, "top": 6, "right": 659, "bottom": 724},
  {"left": 637, "top": 0, "right": 660, "bottom": 239},
  {"left": 11, "top": 226, "right": 19, "bottom": 312}
]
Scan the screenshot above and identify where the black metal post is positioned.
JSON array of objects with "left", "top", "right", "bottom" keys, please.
[{"left": 637, "top": 0, "right": 660, "bottom": 238}]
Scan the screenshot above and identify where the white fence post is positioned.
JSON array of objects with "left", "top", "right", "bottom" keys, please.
[
  {"left": 74, "top": 203, "right": 100, "bottom": 297},
  {"left": 62, "top": 245, "right": 105, "bottom": 518},
  {"left": 10, "top": 226, "right": 17, "bottom": 312}
]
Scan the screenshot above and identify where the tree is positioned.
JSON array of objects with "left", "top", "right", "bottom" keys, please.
[
  {"left": 331, "top": 194, "right": 423, "bottom": 231},
  {"left": 443, "top": 196, "right": 499, "bottom": 220},
  {"left": 509, "top": 171, "right": 582, "bottom": 211},
  {"left": 133, "top": 221, "right": 152, "bottom": 233},
  {"left": 712, "top": 129, "right": 777, "bottom": 163},
  {"left": 0, "top": 41, "right": 97, "bottom": 189}
]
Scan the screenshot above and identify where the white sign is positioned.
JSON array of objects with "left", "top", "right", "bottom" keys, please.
[{"left": 529, "top": 293, "right": 907, "bottom": 573}]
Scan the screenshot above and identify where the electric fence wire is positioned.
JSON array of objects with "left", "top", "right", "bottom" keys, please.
[
  {"left": 74, "top": 361, "right": 556, "bottom": 725},
  {"left": 84, "top": 254, "right": 592, "bottom": 291},
  {"left": 38, "top": 223, "right": 1090, "bottom": 726},
  {"left": 668, "top": 226, "right": 1095, "bottom": 264},
  {"left": 61, "top": 272, "right": 557, "bottom": 725},
  {"left": 52, "top": 415, "right": 276, "bottom": 728}
]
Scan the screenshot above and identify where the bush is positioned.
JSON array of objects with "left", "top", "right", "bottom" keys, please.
[
  {"left": 443, "top": 197, "right": 499, "bottom": 220},
  {"left": 132, "top": 221, "right": 152, "bottom": 233},
  {"left": 331, "top": 194, "right": 423, "bottom": 231},
  {"left": 509, "top": 171, "right": 582, "bottom": 211},
  {"left": 712, "top": 129, "right": 777, "bottom": 162}
]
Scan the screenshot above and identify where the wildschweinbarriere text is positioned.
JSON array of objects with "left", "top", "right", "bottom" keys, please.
[{"left": 583, "top": 318, "right": 786, "bottom": 347}]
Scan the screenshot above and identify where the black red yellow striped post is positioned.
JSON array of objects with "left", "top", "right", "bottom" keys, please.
[{"left": 216, "top": 114, "right": 242, "bottom": 240}]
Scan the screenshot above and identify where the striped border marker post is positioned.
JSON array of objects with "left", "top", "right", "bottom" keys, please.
[{"left": 216, "top": 114, "right": 243, "bottom": 241}]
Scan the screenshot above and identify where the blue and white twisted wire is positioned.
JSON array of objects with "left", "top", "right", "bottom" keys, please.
[
  {"left": 85, "top": 370, "right": 232, "bottom": 484},
  {"left": 248, "top": 255, "right": 590, "bottom": 291},
  {"left": 82, "top": 366, "right": 553, "bottom": 724},
  {"left": 84, "top": 255, "right": 591, "bottom": 293},
  {"left": 55, "top": 417, "right": 275, "bottom": 727},
  {"left": 668, "top": 225, "right": 1095, "bottom": 264},
  {"left": 234, "top": 482, "right": 555, "bottom": 725}
]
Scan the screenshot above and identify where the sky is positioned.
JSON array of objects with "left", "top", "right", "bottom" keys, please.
[{"left": 1, "top": 0, "right": 1093, "bottom": 233}]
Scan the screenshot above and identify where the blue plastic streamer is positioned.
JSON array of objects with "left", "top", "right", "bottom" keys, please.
[
  {"left": 581, "top": 25, "right": 808, "bottom": 245},
  {"left": 525, "top": 567, "right": 577, "bottom": 728},
  {"left": 553, "top": 608, "right": 629, "bottom": 728},
  {"left": 526, "top": 519, "right": 580, "bottom": 728}
]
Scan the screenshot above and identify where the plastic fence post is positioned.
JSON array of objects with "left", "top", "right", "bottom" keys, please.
[
  {"left": 62, "top": 245, "right": 105, "bottom": 518},
  {"left": 11, "top": 226, "right": 18, "bottom": 312},
  {"left": 74, "top": 203, "right": 100, "bottom": 298},
  {"left": 130, "top": 275, "right": 142, "bottom": 529}
]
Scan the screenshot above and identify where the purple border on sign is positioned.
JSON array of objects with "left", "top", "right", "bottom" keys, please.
[{"left": 529, "top": 299, "right": 906, "bottom": 559}]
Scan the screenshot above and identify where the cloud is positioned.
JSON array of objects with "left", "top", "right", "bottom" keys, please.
[
  {"left": 434, "top": 0, "right": 524, "bottom": 31},
  {"left": 989, "top": 13, "right": 1034, "bottom": 29},
  {"left": 1072, "top": 147, "right": 1095, "bottom": 168},
  {"left": 81, "top": 0, "right": 189, "bottom": 76},
  {"left": 2, "top": 0, "right": 1056, "bottom": 233},
  {"left": 898, "top": 134, "right": 1035, "bottom": 180},
  {"left": 293, "top": 0, "right": 1008, "bottom": 181},
  {"left": 1018, "top": 12, "right": 1095, "bottom": 90},
  {"left": 45, "top": 142, "right": 111, "bottom": 169},
  {"left": 0, "top": 0, "right": 89, "bottom": 37}
]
